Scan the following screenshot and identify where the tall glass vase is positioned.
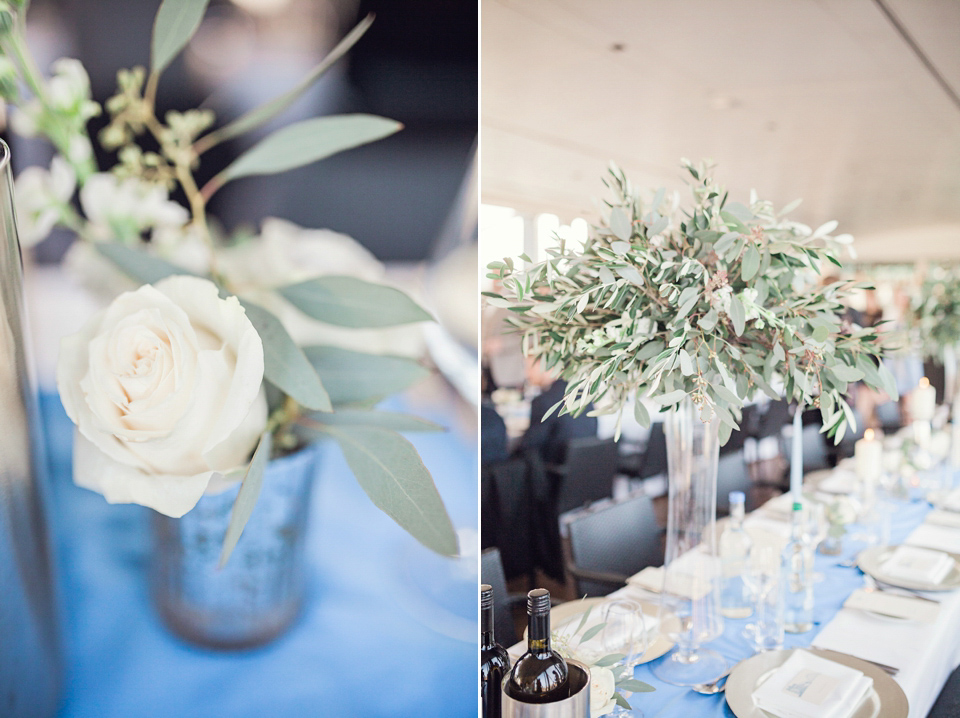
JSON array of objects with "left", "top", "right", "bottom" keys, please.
[
  {"left": 653, "top": 398, "right": 727, "bottom": 686},
  {"left": 0, "top": 140, "right": 64, "bottom": 716}
]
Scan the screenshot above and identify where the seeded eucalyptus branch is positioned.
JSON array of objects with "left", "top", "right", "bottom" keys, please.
[{"left": 486, "top": 160, "right": 898, "bottom": 445}]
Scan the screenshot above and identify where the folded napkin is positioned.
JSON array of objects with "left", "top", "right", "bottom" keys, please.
[
  {"left": 753, "top": 650, "right": 873, "bottom": 718},
  {"left": 812, "top": 611, "right": 918, "bottom": 673},
  {"left": 843, "top": 588, "right": 939, "bottom": 623},
  {"left": 882, "top": 545, "right": 954, "bottom": 585},
  {"left": 627, "top": 565, "right": 712, "bottom": 600},
  {"left": 940, "top": 488, "right": 960, "bottom": 513},
  {"left": 905, "top": 523, "right": 960, "bottom": 555},
  {"left": 925, "top": 509, "right": 960, "bottom": 529},
  {"left": 760, "top": 493, "right": 798, "bottom": 520},
  {"left": 817, "top": 470, "right": 859, "bottom": 495}
]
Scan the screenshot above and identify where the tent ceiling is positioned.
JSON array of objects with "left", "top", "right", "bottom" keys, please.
[{"left": 481, "top": 0, "right": 960, "bottom": 262}]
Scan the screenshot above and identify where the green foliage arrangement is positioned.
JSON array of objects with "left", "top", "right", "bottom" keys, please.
[
  {"left": 0, "top": 0, "right": 457, "bottom": 563},
  {"left": 486, "top": 160, "right": 898, "bottom": 445},
  {"left": 909, "top": 266, "right": 960, "bottom": 360}
]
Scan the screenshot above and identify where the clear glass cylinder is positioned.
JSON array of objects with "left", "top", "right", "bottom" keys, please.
[
  {"left": 150, "top": 444, "right": 319, "bottom": 649},
  {"left": 654, "top": 398, "right": 726, "bottom": 686}
]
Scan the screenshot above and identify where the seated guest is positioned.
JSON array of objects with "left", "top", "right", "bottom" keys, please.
[
  {"left": 481, "top": 400, "right": 509, "bottom": 465},
  {"left": 519, "top": 359, "right": 597, "bottom": 464}
]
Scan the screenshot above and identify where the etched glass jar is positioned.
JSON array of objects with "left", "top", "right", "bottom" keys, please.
[{"left": 150, "top": 444, "right": 319, "bottom": 649}]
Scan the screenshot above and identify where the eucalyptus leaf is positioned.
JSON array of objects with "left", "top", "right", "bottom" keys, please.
[
  {"left": 729, "top": 295, "right": 746, "bottom": 336},
  {"left": 95, "top": 242, "right": 192, "bottom": 284},
  {"left": 742, "top": 244, "right": 760, "bottom": 281},
  {"left": 831, "top": 364, "right": 864, "bottom": 383},
  {"left": 303, "top": 345, "right": 429, "bottom": 405},
  {"left": 279, "top": 276, "right": 432, "bottom": 328},
  {"left": 151, "top": 0, "right": 210, "bottom": 74},
  {"left": 618, "top": 679, "right": 656, "bottom": 693},
  {"left": 217, "top": 114, "right": 402, "bottom": 185},
  {"left": 578, "top": 622, "right": 606, "bottom": 644},
  {"left": 594, "top": 653, "right": 627, "bottom": 668},
  {"left": 240, "top": 300, "right": 332, "bottom": 412},
  {"left": 326, "top": 425, "right": 458, "bottom": 556},
  {"left": 218, "top": 431, "right": 271, "bottom": 567},
  {"left": 300, "top": 410, "right": 443, "bottom": 433},
  {"left": 653, "top": 389, "right": 687, "bottom": 406},
  {"left": 609, "top": 207, "right": 631, "bottom": 241},
  {"left": 633, "top": 399, "right": 651, "bottom": 428}
]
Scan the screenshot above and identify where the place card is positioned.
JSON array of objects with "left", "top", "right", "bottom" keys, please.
[
  {"left": 882, "top": 544, "right": 954, "bottom": 584},
  {"left": 843, "top": 588, "right": 939, "bottom": 623},
  {"left": 752, "top": 649, "right": 873, "bottom": 718}
]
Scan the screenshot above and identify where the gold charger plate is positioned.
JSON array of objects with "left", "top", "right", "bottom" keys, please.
[
  {"left": 725, "top": 648, "right": 908, "bottom": 718},
  {"left": 858, "top": 544, "right": 960, "bottom": 592},
  {"left": 519, "top": 596, "right": 677, "bottom": 665}
]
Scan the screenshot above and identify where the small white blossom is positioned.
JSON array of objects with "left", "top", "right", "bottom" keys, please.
[
  {"left": 46, "top": 59, "right": 99, "bottom": 122},
  {"left": 79, "top": 173, "right": 188, "bottom": 242},
  {"left": 14, "top": 156, "right": 76, "bottom": 246},
  {"left": 739, "top": 288, "right": 761, "bottom": 321},
  {"left": 712, "top": 284, "right": 733, "bottom": 315},
  {"left": 589, "top": 665, "right": 618, "bottom": 718}
]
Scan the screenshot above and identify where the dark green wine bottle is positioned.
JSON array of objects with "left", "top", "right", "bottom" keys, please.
[
  {"left": 505, "top": 588, "right": 569, "bottom": 703},
  {"left": 481, "top": 585, "right": 511, "bottom": 718}
]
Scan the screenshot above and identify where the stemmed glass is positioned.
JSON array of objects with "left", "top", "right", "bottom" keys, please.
[
  {"left": 801, "top": 503, "right": 827, "bottom": 581},
  {"left": 741, "top": 545, "right": 784, "bottom": 653},
  {"left": 600, "top": 599, "right": 648, "bottom": 717}
]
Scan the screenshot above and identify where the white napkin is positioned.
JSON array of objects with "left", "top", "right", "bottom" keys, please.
[
  {"left": 760, "top": 493, "right": 798, "bottom": 520},
  {"left": 905, "top": 523, "right": 960, "bottom": 555},
  {"left": 882, "top": 545, "right": 954, "bottom": 584},
  {"left": 941, "top": 488, "right": 960, "bottom": 512},
  {"left": 843, "top": 588, "right": 939, "bottom": 623},
  {"left": 626, "top": 564, "right": 715, "bottom": 601},
  {"left": 817, "top": 470, "right": 859, "bottom": 495},
  {"left": 752, "top": 649, "right": 873, "bottom": 718},
  {"left": 924, "top": 509, "right": 960, "bottom": 529}
]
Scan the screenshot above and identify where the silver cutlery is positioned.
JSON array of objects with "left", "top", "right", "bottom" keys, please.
[{"left": 690, "top": 669, "right": 731, "bottom": 695}]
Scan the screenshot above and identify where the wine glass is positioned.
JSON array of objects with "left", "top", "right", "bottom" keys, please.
[
  {"left": 801, "top": 503, "right": 827, "bottom": 581},
  {"left": 741, "top": 545, "right": 784, "bottom": 653},
  {"left": 600, "top": 599, "right": 648, "bottom": 717}
]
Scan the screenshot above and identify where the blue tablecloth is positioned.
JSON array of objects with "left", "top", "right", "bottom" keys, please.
[
  {"left": 39, "top": 390, "right": 478, "bottom": 718},
  {"left": 627, "top": 495, "right": 935, "bottom": 717}
]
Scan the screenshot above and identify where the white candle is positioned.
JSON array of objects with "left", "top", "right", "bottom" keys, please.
[
  {"left": 855, "top": 428, "right": 883, "bottom": 481},
  {"left": 791, "top": 405, "right": 803, "bottom": 500},
  {"left": 912, "top": 377, "right": 937, "bottom": 422}
]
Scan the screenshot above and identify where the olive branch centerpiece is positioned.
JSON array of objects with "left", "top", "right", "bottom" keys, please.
[
  {"left": 909, "top": 265, "right": 960, "bottom": 361},
  {"left": 486, "top": 160, "right": 898, "bottom": 444}
]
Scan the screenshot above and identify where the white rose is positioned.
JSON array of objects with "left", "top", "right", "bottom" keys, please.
[
  {"left": 589, "top": 665, "right": 618, "bottom": 718},
  {"left": 57, "top": 276, "right": 267, "bottom": 517}
]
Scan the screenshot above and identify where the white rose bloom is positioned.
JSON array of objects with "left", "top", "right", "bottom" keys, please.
[
  {"left": 218, "top": 218, "right": 424, "bottom": 356},
  {"left": 57, "top": 276, "right": 267, "bottom": 517},
  {"left": 589, "top": 665, "right": 618, "bottom": 718},
  {"left": 14, "top": 156, "right": 76, "bottom": 246},
  {"left": 80, "top": 173, "right": 189, "bottom": 241}
]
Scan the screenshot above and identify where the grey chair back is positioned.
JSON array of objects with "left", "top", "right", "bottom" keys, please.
[
  {"left": 716, "top": 450, "right": 752, "bottom": 515},
  {"left": 639, "top": 422, "right": 668, "bottom": 479},
  {"left": 480, "top": 548, "right": 518, "bottom": 646},
  {"left": 555, "top": 437, "right": 618, "bottom": 515},
  {"left": 567, "top": 494, "right": 662, "bottom": 598}
]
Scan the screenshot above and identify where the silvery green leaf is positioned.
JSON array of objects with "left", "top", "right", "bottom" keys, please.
[
  {"left": 699, "top": 308, "right": 719, "bottom": 332},
  {"left": 219, "top": 431, "right": 271, "bottom": 567},
  {"left": 742, "top": 244, "right": 760, "bottom": 281},
  {"left": 677, "top": 293, "right": 698, "bottom": 320},
  {"left": 812, "top": 220, "right": 839, "bottom": 239},
  {"left": 633, "top": 399, "right": 651, "bottom": 428},
  {"left": 594, "top": 653, "right": 627, "bottom": 667},
  {"left": 679, "top": 349, "right": 694, "bottom": 376},
  {"left": 327, "top": 425, "right": 457, "bottom": 556},
  {"left": 718, "top": 420, "right": 733, "bottom": 446},
  {"left": 279, "top": 276, "right": 432, "bottom": 327},
  {"left": 151, "top": 0, "right": 210, "bottom": 74},
  {"left": 724, "top": 201, "right": 754, "bottom": 222},
  {"left": 598, "top": 266, "right": 616, "bottom": 285},
  {"left": 714, "top": 232, "right": 739, "bottom": 255},
  {"left": 218, "top": 114, "right": 402, "bottom": 184},
  {"left": 713, "top": 383, "right": 742, "bottom": 407},
  {"left": 811, "top": 324, "right": 830, "bottom": 343},
  {"left": 653, "top": 389, "right": 687, "bottom": 406},
  {"left": 831, "top": 364, "right": 864, "bottom": 383},
  {"left": 649, "top": 215, "right": 669, "bottom": 235},
  {"left": 779, "top": 198, "right": 803, "bottom": 215},
  {"left": 729, "top": 296, "right": 746, "bottom": 336},
  {"left": 618, "top": 679, "right": 655, "bottom": 693},
  {"left": 95, "top": 242, "right": 193, "bottom": 284},
  {"left": 636, "top": 341, "right": 665, "bottom": 361},
  {"left": 303, "top": 346, "right": 429, "bottom": 406},
  {"left": 579, "top": 623, "right": 607, "bottom": 644},
  {"left": 856, "top": 354, "right": 882, "bottom": 387},
  {"left": 877, "top": 361, "right": 900, "bottom": 400},
  {"left": 652, "top": 187, "right": 666, "bottom": 210},
  {"left": 301, "top": 410, "right": 443, "bottom": 433},
  {"left": 611, "top": 241, "right": 630, "bottom": 255},
  {"left": 240, "top": 300, "right": 332, "bottom": 412},
  {"left": 773, "top": 342, "right": 785, "bottom": 362},
  {"left": 614, "top": 693, "right": 632, "bottom": 710},
  {"left": 203, "top": 14, "right": 374, "bottom": 147},
  {"left": 609, "top": 207, "right": 631, "bottom": 241},
  {"left": 616, "top": 266, "right": 645, "bottom": 285}
]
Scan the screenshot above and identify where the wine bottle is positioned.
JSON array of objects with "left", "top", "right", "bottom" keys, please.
[
  {"left": 505, "top": 588, "right": 569, "bottom": 703},
  {"left": 481, "top": 584, "right": 511, "bottom": 718}
]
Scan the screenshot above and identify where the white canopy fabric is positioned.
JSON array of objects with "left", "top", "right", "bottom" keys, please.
[{"left": 481, "top": 0, "right": 960, "bottom": 263}]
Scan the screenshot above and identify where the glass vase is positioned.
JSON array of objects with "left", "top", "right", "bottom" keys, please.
[
  {"left": 150, "top": 443, "right": 320, "bottom": 649},
  {"left": 653, "top": 398, "right": 727, "bottom": 686}
]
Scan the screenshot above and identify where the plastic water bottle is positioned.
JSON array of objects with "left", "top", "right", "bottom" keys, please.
[
  {"left": 719, "top": 491, "right": 754, "bottom": 619},
  {"left": 783, "top": 501, "right": 814, "bottom": 632}
]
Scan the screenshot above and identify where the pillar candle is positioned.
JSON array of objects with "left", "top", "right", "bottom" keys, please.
[
  {"left": 912, "top": 377, "right": 937, "bottom": 422},
  {"left": 855, "top": 428, "right": 883, "bottom": 481}
]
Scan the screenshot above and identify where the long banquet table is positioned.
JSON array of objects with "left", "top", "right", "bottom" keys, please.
[{"left": 570, "top": 474, "right": 960, "bottom": 717}]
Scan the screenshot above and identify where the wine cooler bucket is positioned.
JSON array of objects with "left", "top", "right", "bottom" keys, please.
[{"left": 501, "top": 661, "right": 590, "bottom": 718}]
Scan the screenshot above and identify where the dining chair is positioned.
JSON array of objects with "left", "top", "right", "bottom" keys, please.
[
  {"left": 638, "top": 422, "right": 669, "bottom": 479},
  {"left": 565, "top": 493, "right": 663, "bottom": 598},
  {"left": 551, "top": 437, "right": 619, "bottom": 515},
  {"left": 481, "top": 456, "right": 537, "bottom": 583},
  {"left": 480, "top": 548, "right": 521, "bottom": 647},
  {"left": 928, "top": 663, "right": 960, "bottom": 718}
]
